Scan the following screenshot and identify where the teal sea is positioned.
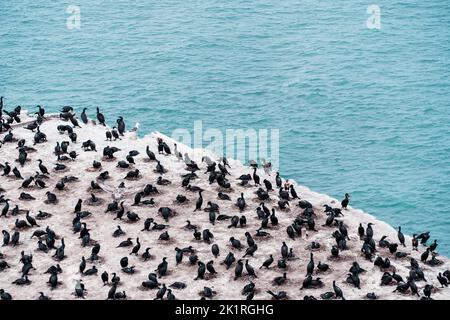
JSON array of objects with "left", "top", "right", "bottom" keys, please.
[{"left": 1, "top": 1, "right": 449, "bottom": 254}]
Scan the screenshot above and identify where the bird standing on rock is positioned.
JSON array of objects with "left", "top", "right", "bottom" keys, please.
[
  {"left": 96, "top": 108, "right": 106, "bottom": 126},
  {"left": 341, "top": 193, "right": 350, "bottom": 210}
]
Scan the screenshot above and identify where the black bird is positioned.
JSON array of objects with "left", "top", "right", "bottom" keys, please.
[
  {"left": 218, "top": 192, "right": 231, "bottom": 201},
  {"left": 146, "top": 146, "right": 156, "bottom": 160},
  {"left": 244, "top": 233, "right": 255, "bottom": 248},
  {"left": 260, "top": 255, "right": 274, "bottom": 269},
  {"left": 409, "top": 279, "right": 420, "bottom": 297},
  {"left": 277, "top": 259, "right": 287, "bottom": 269},
  {"left": 96, "top": 107, "right": 105, "bottom": 126},
  {"left": 341, "top": 193, "right": 350, "bottom": 210},
  {"left": 306, "top": 252, "right": 314, "bottom": 275},
  {"left": 281, "top": 242, "right": 288, "bottom": 258},
  {"left": 69, "top": 115, "right": 81, "bottom": 128},
  {"left": 127, "top": 211, "right": 141, "bottom": 221},
  {"left": 90, "top": 243, "right": 101, "bottom": 261},
  {"left": 112, "top": 128, "right": 120, "bottom": 140},
  {"left": 175, "top": 248, "right": 184, "bottom": 265},
  {"left": 278, "top": 199, "right": 289, "bottom": 210},
  {"left": 2, "top": 162, "right": 11, "bottom": 176},
  {"left": 267, "top": 290, "right": 287, "bottom": 300},
  {"left": 224, "top": 252, "right": 236, "bottom": 269},
  {"left": 80, "top": 108, "right": 88, "bottom": 124},
  {"left": 412, "top": 234, "right": 418, "bottom": 250},
  {"left": 317, "top": 262, "right": 329, "bottom": 272},
  {"left": 269, "top": 209, "right": 278, "bottom": 226},
  {"left": 338, "top": 221, "right": 350, "bottom": 240},
  {"left": 421, "top": 248, "right": 430, "bottom": 262},
  {"left": 346, "top": 272, "right": 361, "bottom": 289},
  {"left": 394, "top": 281, "right": 410, "bottom": 294},
  {"left": 18, "top": 149, "right": 27, "bottom": 167},
  {"left": 185, "top": 220, "right": 197, "bottom": 230},
  {"left": 195, "top": 261, "right": 206, "bottom": 280},
  {"left": 74, "top": 199, "right": 82, "bottom": 213},
  {"left": 155, "top": 284, "right": 167, "bottom": 300},
  {"left": 286, "top": 225, "right": 296, "bottom": 240},
  {"left": 252, "top": 168, "right": 260, "bottom": 186},
  {"left": 211, "top": 244, "right": 219, "bottom": 258},
  {"left": 239, "top": 215, "right": 247, "bottom": 227},
  {"left": 290, "top": 185, "right": 299, "bottom": 199},
  {"left": 36, "top": 105, "right": 45, "bottom": 117},
  {"left": 130, "top": 238, "right": 141, "bottom": 255},
  {"left": 11, "top": 231, "right": 20, "bottom": 246},
  {"left": 234, "top": 260, "right": 244, "bottom": 280},
  {"left": 112, "top": 226, "right": 125, "bottom": 238},
  {"left": 245, "top": 260, "right": 257, "bottom": 277},
  {"left": 273, "top": 273, "right": 287, "bottom": 285},
  {"left": 278, "top": 188, "right": 289, "bottom": 200},
  {"left": 79, "top": 257, "right": 86, "bottom": 274},
  {"left": 162, "top": 142, "right": 171, "bottom": 155},
  {"left": 366, "top": 223, "right": 374, "bottom": 238},
  {"left": 192, "top": 228, "right": 201, "bottom": 240},
  {"left": 142, "top": 248, "right": 152, "bottom": 261},
  {"left": 263, "top": 179, "right": 273, "bottom": 191},
  {"left": 333, "top": 281, "right": 345, "bottom": 300},
  {"left": 206, "top": 260, "right": 216, "bottom": 274},
  {"left": 417, "top": 232, "right": 430, "bottom": 245},
  {"left": 157, "top": 257, "right": 168, "bottom": 277},
  {"left": 194, "top": 190, "right": 203, "bottom": 212},
  {"left": 112, "top": 273, "right": 121, "bottom": 285},
  {"left": 42, "top": 191, "right": 56, "bottom": 204},
  {"left": 331, "top": 245, "right": 339, "bottom": 257},
  {"left": 25, "top": 212, "right": 39, "bottom": 227},
  {"left": 117, "top": 238, "right": 133, "bottom": 248},
  {"left": 12, "top": 276, "right": 31, "bottom": 286},
  {"left": 106, "top": 284, "right": 117, "bottom": 300},
  {"left": 229, "top": 237, "right": 242, "bottom": 250},
  {"left": 159, "top": 231, "right": 169, "bottom": 241},
  {"left": 34, "top": 178, "right": 46, "bottom": 188},
  {"left": 443, "top": 270, "right": 450, "bottom": 281},
  {"left": 236, "top": 193, "right": 246, "bottom": 212},
  {"left": 1, "top": 199, "right": 10, "bottom": 217},
  {"left": 38, "top": 292, "right": 50, "bottom": 300},
  {"left": 117, "top": 117, "right": 125, "bottom": 135},
  {"left": 35, "top": 160, "right": 48, "bottom": 176},
  {"left": 69, "top": 132, "right": 77, "bottom": 143},
  {"left": 358, "top": 223, "right": 365, "bottom": 239},
  {"left": 398, "top": 227, "right": 406, "bottom": 247},
  {"left": 429, "top": 239, "right": 438, "bottom": 252},
  {"left": 167, "top": 289, "right": 176, "bottom": 300},
  {"left": 275, "top": 172, "right": 282, "bottom": 188},
  {"left": 423, "top": 284, "right": 433, "bottom": 299},
  {"left": 2, "top": 230, "right": 10, "bottom": 246},
  {"left": 13, "top": 167, "right": 23, "bottom": 179},
  {"left": 15, "top": 219, "right": 29, "bottom": 229},
  {"left": 228, "top": 216, "right": 239, "bottom": 228},
  {"left": 388, "top": 243, "right": 398, "bottom": 254},
  {"left": 437, "top": 273, "right": 448, "bottom": 288},
  {"left": 25, "top": 121, "right": 38, "bottom": 132},
  {"left": 0, "top": 289, "right": 12, "bottom": 300}
]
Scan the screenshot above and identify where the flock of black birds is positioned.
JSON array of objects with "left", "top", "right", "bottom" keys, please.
[{"left": 0, "top": 98, "right": 449, "bottom": 301}]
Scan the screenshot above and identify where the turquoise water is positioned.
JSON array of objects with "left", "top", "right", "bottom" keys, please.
[{"left": 1, "top": 1, "right": 450, "bottom": 254}]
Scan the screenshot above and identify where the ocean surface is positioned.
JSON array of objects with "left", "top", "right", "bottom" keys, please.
[{"left": 1, "top": 1, "right": 449, "bottom": 254}]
